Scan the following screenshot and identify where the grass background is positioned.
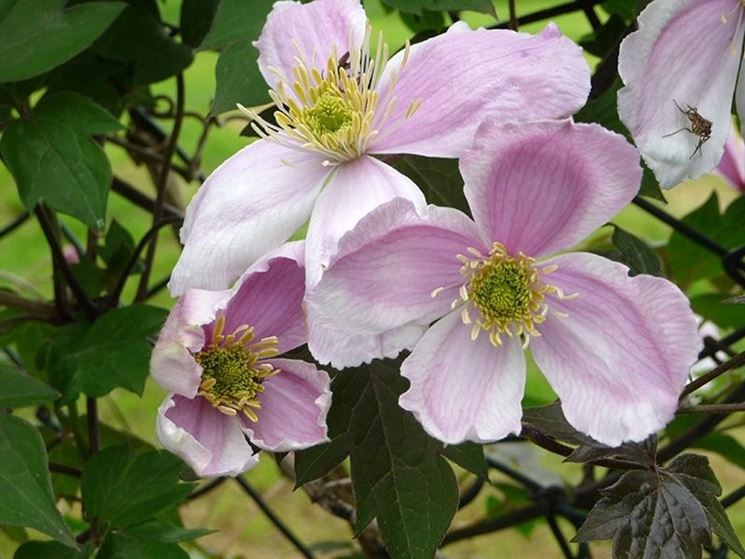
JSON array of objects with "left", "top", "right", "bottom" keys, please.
[{"left": 0, "top": 0, "right": 743, "bottom": 557}]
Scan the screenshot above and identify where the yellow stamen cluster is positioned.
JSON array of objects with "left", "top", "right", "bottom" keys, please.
[
  {"left": 194, "top": 315, "right": 280, "bottom": 422},
  {"left": 453, "top": 243, "right": 575, "bottom": 348},
  {"left": 241, "top": 26, "right": 418, "bottom": 162}
]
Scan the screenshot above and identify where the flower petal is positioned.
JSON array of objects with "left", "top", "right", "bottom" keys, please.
[
  {"left": 716, "top": 123, "right": 745, "bottom": 191},
  {"left": 150, "top": 289, "right": 231, "bottom": 398},
  {"left": 617, "top": 0, "right": 743, "bottom": 188},
  {"left": 307, "top": 198, "right": 484, "bottom": 367},
  {"left": 368, "top": 22, "right": 590, "bottom": 157},
  {"left": 254, "top": 0, "right": 367, "bottom": 90},
  {"left": 399, "top": 309, "right": 526, "bottom": 445},
  {"left": 240, "top": 359, "right": 331, "bottom": 452},
  {"left": 461, "top": 119, "right": 641, "bottom": 258},
  {"left": 213, "top": 241, "right": 307, "bottom": 354},
  {"left": 530, "top": 252, "right": 701, "bottom": 447},
  {"left": 170, "top": 140, "right": 331, "bottom": 295},
  {"left": 305, "top": 155, "right": 426, "bottom": 288},
  {"left": 157, "top": 395, "right": 259, "bottom": 478}
]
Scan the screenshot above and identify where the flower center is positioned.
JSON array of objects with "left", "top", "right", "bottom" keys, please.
[
  {"left": 454, "top": 243, "right": 574, "bottom": 347},
  {"left": 194, "top": 315, "right": 280, "bottom": 422},
  {"left": 241, "top": 26, "right": 419, "bottom": 162}
]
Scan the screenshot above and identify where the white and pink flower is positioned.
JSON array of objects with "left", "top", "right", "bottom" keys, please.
[
  {"left": 307, "top": 119, "right": 701, "bottom": 447},
  {"left": 169, "top": 0, "right": 591, "bottom": 295},
  {"left": 151, "top": 242, "right": 331, "bottom": 477},
  {"left": 618, "top": 0, "right": 745, "bottom": 188}
]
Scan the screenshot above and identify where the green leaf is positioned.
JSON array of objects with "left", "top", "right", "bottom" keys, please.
[
  {"left": 349, "top": 360, "right": 458, "bottom": 559},
  {"left": 180, "top": 0, "right": 219, "bottom": 48},
  {"left": 92, "top": 0, "right": 193, "bottom": 85},
  {"left": 690, "top": 293, "right": 745, "bottom": 330},
  {"left": 125, "top": 518, "right": 212, "bottom": 543},
  {"left": 72, "top": 304, "right": 167, "bottom": 397},
  {"left": 201, "top": 0, "right": 274, "bottom": 114},
  {"left": 100, "top": 219, "right": 138, "bottom": 279},
  {"left": 389, "top": 155, "right": 470, "bottom": 215},
  {"left": 668, "top": 193, "right": 745, "bottom": 287},
  {"left": 97, "top": 532, "right": 188, "bottom": 559},
  {"left": 0, "top": 415, "right": 77, "bottom": 547},
  {"left": 0, "top": 363, "right": 59, "bottom": 408},
  {"left": 0, "top": 0, "right": 124, "bottom": 82},
  {"left": 611, "top": 225, "right": 663, "bottom": 277},
  {"left": 0, "top": 92, "right": 122, "bottom": 228},
  {"left": 442, "top": 442, "right": 487, "bottom": 478},
  {"left": 81, "top": 445, "right": 194, "bottom": 529},
  {"left": 39, "top": 320, "right": 92, "bottom": 404},
  {"left": 14, "top": 541, "right": 93, "bottom": 559},
  {"left": 381, "top": 0, "right": 496, "bottom": 16}
]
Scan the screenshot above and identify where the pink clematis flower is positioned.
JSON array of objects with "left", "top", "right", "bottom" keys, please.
[
  {"left": 617, "top": 0, "right": 745, "bottom": 188},
  {"left": 307, "top": 120, "right": 701, "bottom": 446},
  {"left": 716, "top": 124, "right": 745, "bottom": 191},
  {"left": 168, "top": 0, "right": 591, "bottom": 295},
  {"left": 151, "top": 241, "right": 331, "bottom": 477}
]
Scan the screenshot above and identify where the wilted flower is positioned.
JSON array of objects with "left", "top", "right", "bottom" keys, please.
[
  {"left": 307, "top": 119, "right": 701, "bottom": 446},
  {"left": 618, "top": 0, "right": 745, "bottom": 188},
  {"left": 151, "top": 242, "right": 331, "bottom": 477},
  {"left": 169, "top": 0, "right": 591, "bottom": 295}
]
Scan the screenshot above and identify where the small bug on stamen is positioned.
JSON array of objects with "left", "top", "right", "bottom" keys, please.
[{"left": 663, "top": 99, "right": 712, "bottom": 159}]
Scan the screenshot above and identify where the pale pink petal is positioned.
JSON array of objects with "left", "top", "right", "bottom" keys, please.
[
  {"left": 530, "top": 252, "right": 701, "bottom": 447},
  {"left": 461, "top": 120, "right": 641, "bottom": 258},
  {"left": 618, "top": 0, "right": 744, "bottom": 188},
  {"left": 211, "top": 241, "right": 307, "bottom": 354},
  {"left": 157, "top": 395, "right": 259, "bottom": 478},
  {"left": 240, "top": 359, "right": 331, "bottom": 452},
  {"left": 399, "top": 309, "right": 526, "bottom": 445},
  {"left": 170, "top": 140, "right": 331, "bottom": 296},
  {"left": 305, "top": 155, "right": 426, "bottom": 288},
  {"left": 254, "top": 0, "right": 367, "bottom": 90},
  {"left": 307, "top": 198, "right": 485, "bottom": 367},
  {"left": 716, "top": 124, "right": 745, "bottom": 191},
  {"left": 150, "top": 289, "right": 231, "bottom": 398},
  {"left": 368, "top": 22, "right": 590, "bottom": 157}
]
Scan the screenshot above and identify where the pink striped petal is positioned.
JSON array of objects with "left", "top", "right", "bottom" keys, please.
[
  {"left": 240, "top": 359, "right": 331, "bottom": 452},
  {"left": 157, "top": 395, "right": 259, "bottom": 478},
  {"left": 530, "top": 252, "right": 701, "bottom": 447},
  {"left": 214, "top": 241, "right": 307, "bottom": 354},
  {"left": 716, "top": 124, "right": 745, "bottom": 191},
  {"left": 150, "top": 289, "right": 231, "bottom": 398},
  {"left": 399, "top": 309, "right": 526, "bottom": 445},
  {"left": 170, "top": 140, "right": 330, "bottom": 295},
  {"left": 254, "top": 0, "right": 367, "bottom": 90},
  {"left": 307, "top": 198, "right": 484, "bottom": 367},
  {"left": 461, "top": 120, "right": 641, "bottom": 258},
  {"left": 618, "top": 0, "right": 743, "bottom": 188},
  {"left": 368, "top": 22, "right": 590, "bottom": 157},
  {"left": 305, "top": 155, "right": 426, "bottom": 288}
]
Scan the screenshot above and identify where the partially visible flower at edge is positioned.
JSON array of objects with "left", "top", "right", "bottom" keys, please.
[
  {"left": 716, "top": 124, "right": 745, "bottom": 192},
  {"left": 168, "top": 0, "right": 591, "bottom": 296},
  {"left": 151, "top": 241, "right": 331, "bottom": 477},
  {"left": 306, "top": 119, "right": 702, "bottom": 447},
  {"left": 617, "top": 0, "right": 745, "bottom": 188}
]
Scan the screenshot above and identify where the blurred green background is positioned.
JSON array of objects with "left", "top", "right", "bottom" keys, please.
[{"left": 1, "top": 0, "right": 742, "bottom": 557}]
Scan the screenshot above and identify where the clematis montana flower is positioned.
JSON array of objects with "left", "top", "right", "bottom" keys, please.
[
  {"left": 168, "top": 0, "right": 591, "bottom": 295},
  {"left": 716, "top": 125, "right": 745, "bottom": 191},
  {"left": 617, "top": 0, "right": 745, "bottom": 188},
  {"left": 307, "top": 119, "right": 701, "bottom": 446},
  {"left": 151, "top": 242, "right": 331, "bottom": 477}
]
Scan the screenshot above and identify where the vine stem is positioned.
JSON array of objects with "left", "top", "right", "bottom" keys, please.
[
  {"left": 136, "top": 73, "right": 185, "bottom": 301},
  {"left": 680, "top": 351, "right": 745, "bottom": 398}
]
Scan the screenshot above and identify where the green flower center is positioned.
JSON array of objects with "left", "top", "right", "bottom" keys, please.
[
  {"left": 470, "top": 261, "right": 534, "bottom": 325},
  {"left": 303, "top": 92, "right": 354, "bottom": 137},
  {"left": 194, "top": 317, "right": 279, "bottom": 422}
]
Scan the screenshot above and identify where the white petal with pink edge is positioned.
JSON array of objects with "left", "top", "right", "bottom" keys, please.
[
  {"left": 399, "top": 309, "right": 526, "bottom": 445},
  {"left": 170, "top": 139, "right": 331, "bottom": 295},
  {"left": 618, "top": 0, "right": 744, "bottom": 188},
  {"left": 368, "top": 22, "right": 590, "bottom": 158},
  {"left": 461, "top": 119, "right": 641, "bottom": 258},
  {"left": 530, "top": 252, "right": 701, "bottom": 447},
  {"left": 240, "top": 359, "right": 331, "bottom": 452},
  {"left": 157, "top": 395, "right": 259, "bottom": 478}
]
